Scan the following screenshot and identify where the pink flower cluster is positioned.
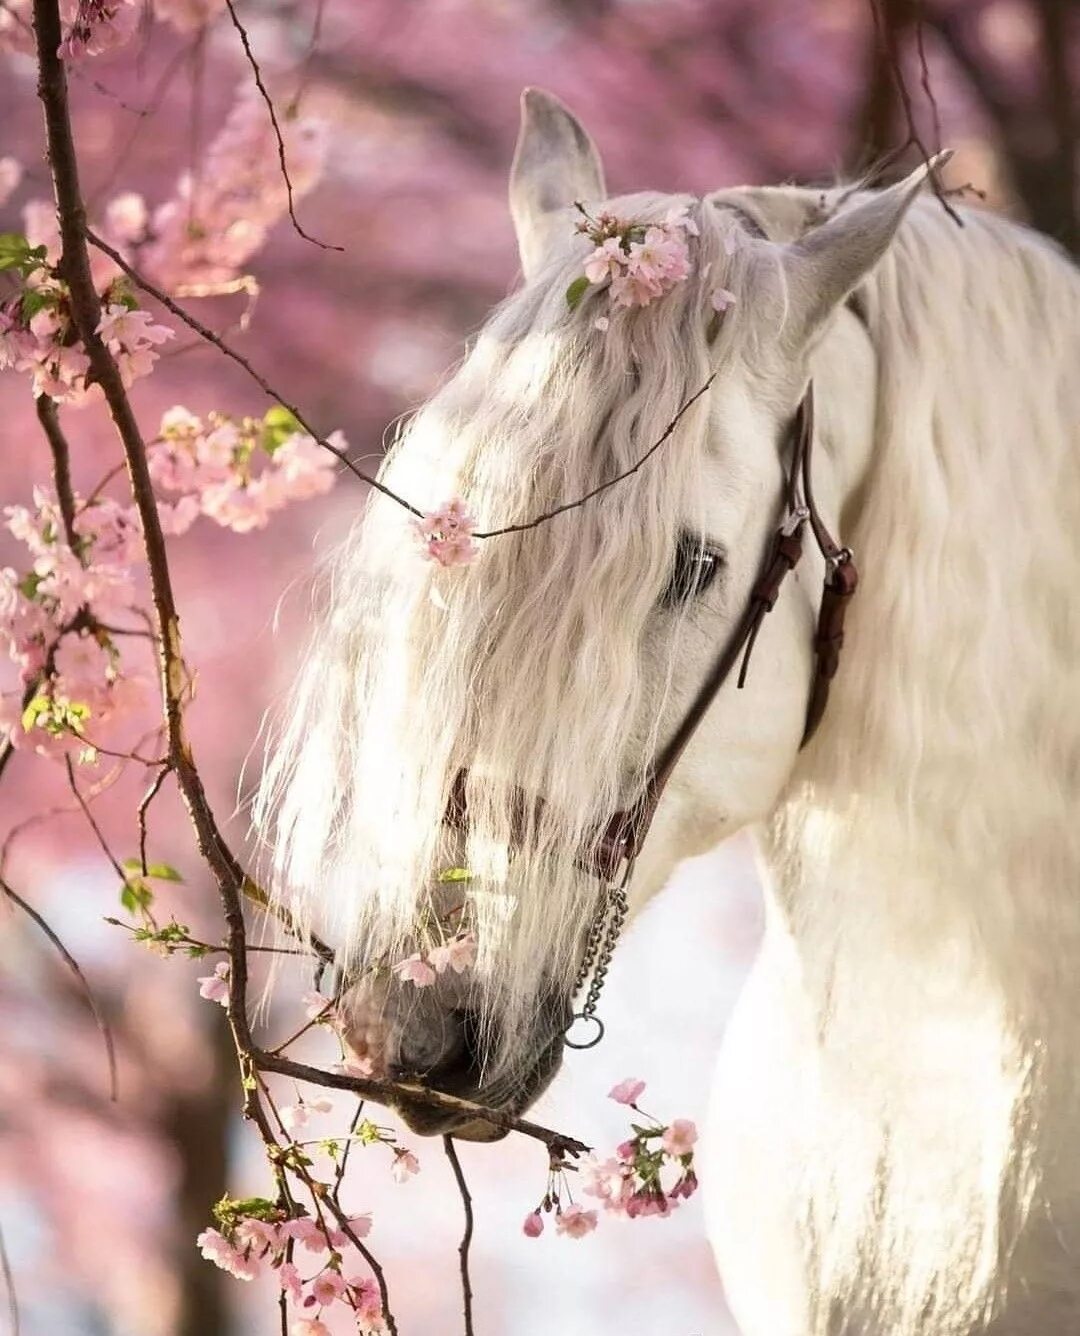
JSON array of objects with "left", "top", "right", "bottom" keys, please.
[
  {"left": 392, "top": 930, "right": 477, "bottom": 987},
  {"left": 1, "top": 490, "right": 146, "bottom": 758},
  {"left": 148, "top": 405, "right": 338, "bottom": 536},
  {"left": 413, "top": 497, "right": 479, "bottom": 568},
  {"left": 1, "top": 406, "right": 338, "bottom": 758},
  {"left": 575, "top": 205, "right": 696, "bottom": 311},
  {"left": 0, "top": 283, "right": 172, "bottom": 405},
  {"left": 197, "top": 1206, "right": 384, "bottom": 1334},
  {"left": 142, "top": 91, "right": 327, "bottom": 290},
  {"left": 197, "top": 960, "right": 230, "bottom": 1007},
  {"left": 523, "top": 1079, "right": 698, "bottom": 1238},
  {"left": 59, "top": 0, "right": 140, "bottom": 62}
]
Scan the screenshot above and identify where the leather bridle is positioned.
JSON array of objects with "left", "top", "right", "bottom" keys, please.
[
  {"left": 588, "top": 379, "right": 857, "bottom": 884},
  {"left": 446, "top": 378, "right": 858, "bottom": 1041}
]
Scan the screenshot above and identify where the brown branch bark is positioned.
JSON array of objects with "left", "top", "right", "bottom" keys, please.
[
  {"left": 444, "top": 1137, "right": 475, "bottom": 1336},
  {"left": 32, "top": 0, "right": 588, "bottom": 1158}
]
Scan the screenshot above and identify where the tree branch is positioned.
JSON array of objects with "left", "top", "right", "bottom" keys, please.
[{"left": 444, "top": 1137, "right": 475, "bottom": 1336}]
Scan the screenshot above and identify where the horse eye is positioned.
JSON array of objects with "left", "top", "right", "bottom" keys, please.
[{"left": 662, "top": 536, "right": 723, "bottom": 607}]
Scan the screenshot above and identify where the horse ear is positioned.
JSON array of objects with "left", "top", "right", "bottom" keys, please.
[
  {"left": 779, "top": 152, "right": 953, "bottom": 348},
  {"left": 510, "top": 88, "right": 606, "bottom": 279}
]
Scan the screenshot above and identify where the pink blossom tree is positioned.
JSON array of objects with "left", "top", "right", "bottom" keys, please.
[{"left": 0, "top": 1, "right": 1072, "bottom": 1333}]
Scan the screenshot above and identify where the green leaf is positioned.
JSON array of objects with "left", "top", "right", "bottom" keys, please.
[
  {"left": 17, "top": 572, "right": 42, "bottom": 601},
  {"left": 437, "top": 866, "right": 473, "bottom": 883},
  {"left": 21, "top": 289, "right": 52, "bottom": 321},
  {"left": 565, "top": 275, "right": 590, "bottom": 311},
  {"left": 0, "top": 233, "right": 32, "bottom": 272},
  {"left": 120, "top": 879, "right": 154, "bottom": 914},
  {"left": 261, "top": 404, "right": 302, "bottom": 453},
  {"left": 122, "top": 858, "right": 184, "bottom": 883}
]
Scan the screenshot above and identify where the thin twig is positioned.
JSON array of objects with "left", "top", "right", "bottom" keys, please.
[
  {"left": 222, "top": 0, "right": 342, "bottom": 253},
  {"left": 84, "top": 229, "right": 424, "bottom": 517},
  {"left": 137, "top": 761, "right": 172, "bottom": 876},
  {"left": 866, "top": 0, "right": 962, "bottom": 226},
  {"left": 0, "top": 1220, "right": 17, "bottom": 1336},
  {"left": 65, "top": 756, "right": 128, "bottom": 882},
  {"left": 86, "top": 229, "right": 718, "bottom": 539},
  {"left": 33, "top": 0, "right": 582, "bottom": 1165},
  {"left": 1, "top": 875, "right": 117, "bottom": 1102},
  {"left": 473, "top": 374, "right": 715, "bottom": 538},
  {"left": 254, "top": 1049, "right": 589, "bottom": 1157},
  {"left": 35, "top": 396, "right": 79, "bottom": 547},
  {"left": 443, "top": 1137, "right": 475, "bottom": 1336}
]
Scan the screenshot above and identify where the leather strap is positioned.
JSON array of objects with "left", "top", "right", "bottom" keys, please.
[{"left": 446, "top": 383, "right": 858, "bottom": 883}]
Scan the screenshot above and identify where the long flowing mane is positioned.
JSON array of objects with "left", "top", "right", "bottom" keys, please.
[
  {"left": 762, "top": 198, "right": 1080, "bottom": 1333},
  {"left": 256, "top": 191, "right": 760, "bottom": 1078}
]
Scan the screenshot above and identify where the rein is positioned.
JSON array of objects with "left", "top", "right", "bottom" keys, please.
[{"left": 447, "top": 379, "right": 858, "bottom": 1047}]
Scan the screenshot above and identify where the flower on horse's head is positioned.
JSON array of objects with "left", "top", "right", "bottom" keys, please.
[
  {"left": 570, "top": 203, "right": 696, "bottom": 318},
  {"left": 413, "top": 496, "right": 479, "bottom": 567}
]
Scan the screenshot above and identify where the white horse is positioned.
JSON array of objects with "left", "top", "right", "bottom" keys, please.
[{"left": 259, "top": 89, "right": 1080, "bottom": 1335}]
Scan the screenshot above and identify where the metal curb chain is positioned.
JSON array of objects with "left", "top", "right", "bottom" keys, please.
[{"left": 564, "top": 861, "right": 633, "bottom": 1050}]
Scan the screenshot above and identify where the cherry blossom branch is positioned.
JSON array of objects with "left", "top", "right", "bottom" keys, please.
[
  {"left": 1, "top": 874, "right": 118, "bottom": 1101},
  {"left": 35, "top": 0, "right": 589, "bottom": 1159},
  {"left": 222, "top": 0, "right": 342, "bottom": 254},
  {"left": 443, "top": 1137, "right": 476, "bottom": 1336},
  {"left": 137, "top": 761, "right": 171, "bottom": 876},
  {"left": 86, "top": 229, "right": 719, "bottom": 541},
  {"left": 35, "top": 395, "right": 79, "bottom": 547},
  {"left": 473, "top": 372, "right": 716, "bottom": 538},
  {"left": 83, "top": 229, "right": 427, "bottom": 518},
  {"left": 253, "top": 1050, "right": 589, "bottom": 1158}
]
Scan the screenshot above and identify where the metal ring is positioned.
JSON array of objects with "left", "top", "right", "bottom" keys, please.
[{"left": 563, "top": 1013, "right": 605, "bottom": 1050}]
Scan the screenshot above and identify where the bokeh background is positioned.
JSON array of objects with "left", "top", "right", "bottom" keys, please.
[{"left": 0, "top": 2, "right": 1076, "bottom": 1333}]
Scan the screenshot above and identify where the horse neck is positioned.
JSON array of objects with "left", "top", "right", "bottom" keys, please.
[{"left": 766, "top": 202, "right": 1080, "bottom": 1038}]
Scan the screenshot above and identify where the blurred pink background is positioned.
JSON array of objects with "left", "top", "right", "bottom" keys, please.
[{"left": 1, "top": 1, "right": 1075, "bottom": 1332}]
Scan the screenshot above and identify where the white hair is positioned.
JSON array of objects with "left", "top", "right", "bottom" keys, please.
[
  {"left": 256, "top": 192, "right": 759, "bottom": 1074},
  {"left": 721, "top": 197, "right": 1080, "bottom": 1335}
]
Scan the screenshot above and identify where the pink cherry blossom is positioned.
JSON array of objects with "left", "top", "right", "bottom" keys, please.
[
  {"left": 197, "top": 960, "right": 230, "bottom": 1007},
  {"left": 427, "top": 930, "right": 477, "bottom": 975},
  {"left": 143, "top": 88, "right": 327, "bottom": 290},
  {"left": 291, "top": 1320, "right": 330, "bottom": 1336},
  {"left": 661, "top": 1117, "right": 698, "bottom": 1157},
  {"left": 554, "top": 1203, "right": 598, "bottom": 1238},
  {"left": 280, "top": 1217, "right": 330, "bottom": 1252},
  {"left": 608, "top": 1077, "right": 646, "bottom": 1106},
  {"left": 710, "top": 287, "right": 738, "bottom": 312},
  {"left": 347, "top": 1276, "right": 384, "bottom": 1324},
  {"left": 344, "top": 1213, "right": 373, "bottom": 1239},
  {"left": 60, "top": 0, "right": 140, "bottom": 61},
  {"left": 391, "top": 952, "right": 437, "bottom": 987},
  {"left": 413, "top": 497, "right": 479, "bottom": 568},
  {"left": 196, "top": 1227, "right": 261, "bottom": 1281},
  {"left": 390, "top": 1148, "right": 420, "bottom": 1183},
  {"left": 522, "top": 1210, "right": 544, "bottom": 1238},
  {"left": 583, "top": 236, "right": 625, "bottom": 284},
  {"left": 280, "top": 1103, "right": 312, "bottom": 1134},
  {"left": 277, "top": 1261, "right": 303, "bottom": 1299},
  {"left": 581, "top": 1156, "right": 631, "bottom": 1211},
  {"left": 301, "top": 989, "right": 334, "bottom": 1022},
  {"left": 308, "top": 1267, "right": 346, "bottom": 1307},
  {"left": 669, "top": 1169, "right": 699, "bottom": 1200}
]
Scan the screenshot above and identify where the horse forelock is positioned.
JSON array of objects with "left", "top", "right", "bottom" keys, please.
[{"left": 256, "top": 190, "right": 762, "bottom": 1075}]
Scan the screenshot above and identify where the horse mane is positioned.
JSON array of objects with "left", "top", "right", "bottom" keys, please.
[
  {"left": 255, "top": 190, "right": 762, "bottom": 1080},
  {"left": 763, "top": 197, "right": 1080, "bottom": 1334}
]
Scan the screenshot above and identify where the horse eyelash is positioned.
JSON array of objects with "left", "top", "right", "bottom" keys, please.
[{"left": 661, "top": 535, "right": 725, "bottom": 608}]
